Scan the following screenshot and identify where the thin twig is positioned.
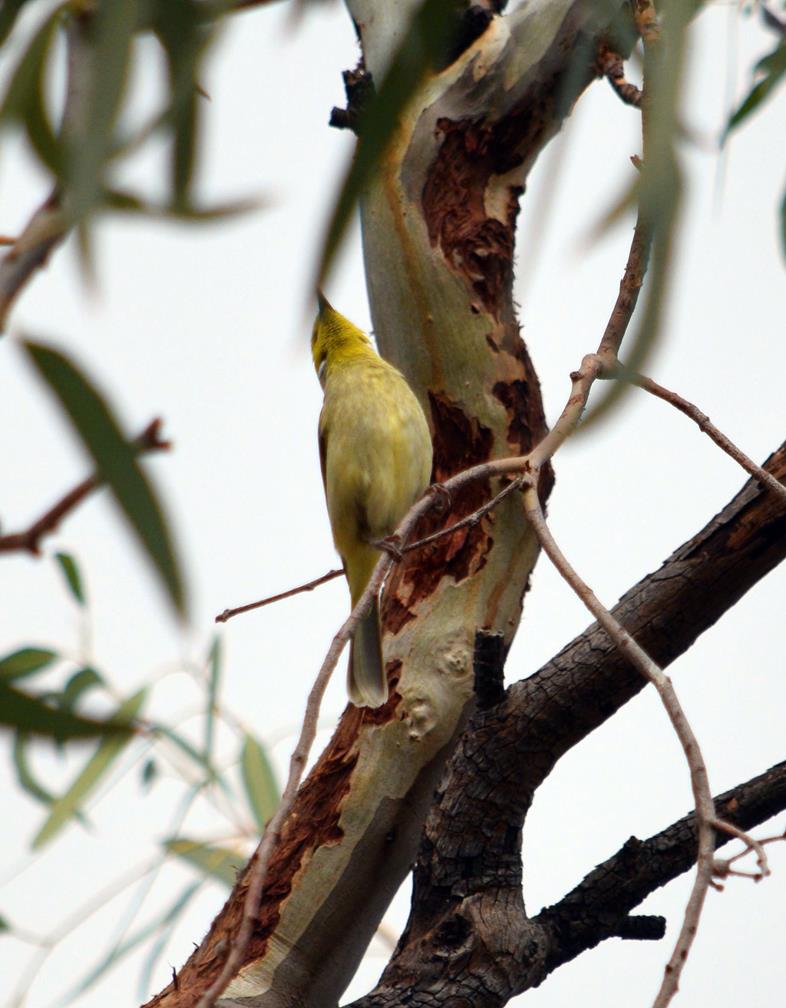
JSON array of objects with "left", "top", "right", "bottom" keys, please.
[
  {"left": 403, "top": 477, "right": 523, "bottom": 553},
  {"left": 215, "top": 568, "right": 345, "bottom": 623},
  {"left": 596, "top": 42, "right": 643, "bottom": 108},
  {"left": 621, "top": 369, "right": 786, "bottom": 504},
  {"left": 0, "top": 419, "right": 169, "bottom": 555},
  {"left": 0, "top": 193, "right": 66, "bottom": 331},
  {"left": 710, "top": 818, "right": 771, "bottom": 882},
  {"left": 521, "top": 484, "right": 716, "bottom": 1008}
]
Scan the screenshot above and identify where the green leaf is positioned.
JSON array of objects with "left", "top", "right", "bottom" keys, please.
[
  {"left": 58, "top": 880, "right": 201, "bottom": 1005},
  {"left": 33, "top": 688, "right": 146, "bottom": 848},
  {"left": 13, "top": 733, "right": 54, "bottom": 806},
  {"left": 0, "top": 913, "right": 9, "bottom": 934},
  {"left": 0, "top": 680, "right": 133, "bottom": 742},
  {"left": 150, "top": 0, "right": 209, "bottom": 208},
  {"left": 240, "top": 732, "right": 278, "bottom": 830},
  {"left": 0, "top": 0, "right": 35, "bottom": 47},
  {"left": 141, "top": 757, "right": 157, "bottom": 789},
  {"left": 0, "top": 647, "right": 56, "bottom": 682},
  {"left": 65, "top": 0, "right": 136, "bottom": 221},
  {"left": 0, "top": 3, "right": 62, "bottom": 174},
  {"left": 0, "top": 5, "right": 61, "bottom": 123},
  {"left": 61, "top": 667, "right": 104, "bottom": 710},
  {"left": 163, "top": 838, "right": 239, "bottom": 887},
  {"left": 55, "top": 551, "right": 85, "bottom": 605},
  {"left": 154, "top": 723, "right": 216, "bottom": 777},
  {"left": 102, "top": 186, "right": 261, "bottom": 222},
  {"left": 726, "top": 39, "right": 786, "bottom": 135},
  {"left": 136, "top": 884, "right": 197, "bottom": 999},
  {"left": 22, "top": 339, "right": 185, "bottom": 615},
  {"left": 204, "top": 637, "right": 220, "bottom": 761},
  {"left": 316, "top": 0, "right": 468, "bottom": 285}
]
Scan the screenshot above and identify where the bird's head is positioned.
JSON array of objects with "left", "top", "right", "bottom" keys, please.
[{"left": 312, "top": 291, "right": 372, "bottom": 386}]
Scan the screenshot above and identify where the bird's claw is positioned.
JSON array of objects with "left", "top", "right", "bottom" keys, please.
[
  {"left": 372, "top": 534, "right": 405, "bottom": 561},
  {"left": 428, "top": 482, "right": 451, "bottom": 513}
]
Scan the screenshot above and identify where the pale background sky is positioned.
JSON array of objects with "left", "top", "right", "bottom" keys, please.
[{"left": 1, "top": 2, "right": 785, "bottom": 1007}]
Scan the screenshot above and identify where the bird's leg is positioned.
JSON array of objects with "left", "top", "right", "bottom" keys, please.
[
  {"left": 371, "top": 534, "right": 405, "bottom": 561},
  {"left": 428, "top": 481, "right": 452, "bottom": 514}
]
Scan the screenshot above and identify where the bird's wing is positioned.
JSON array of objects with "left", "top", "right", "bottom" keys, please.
[{"left": 318, "top": 413, "right": 328, "bottom": 491}]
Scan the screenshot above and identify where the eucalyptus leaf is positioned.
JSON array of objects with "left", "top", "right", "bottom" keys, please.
[
  {"left": 65, "top": 0, "right": 136, "bottom": 221},
  {"left": 0, "top": 647, "right": 56, "bottom": 682},
  {"left": 241, "top": 732, "right": 279, "bottom": 830},
  {"left": 57, "top": 880, "right": 201, "bottom": 1006},
  {"left": 317, "top": 0, "right": 469, "bottom": 285},
  {"left": 0, "top": 5, "right": 61, "bottom": 124},
  {"left": 102, "top": 187, "right": 261, "bottom": 221},
  {"left": 150, "top": 0, "right": 208, "bottom": 207},
  {"left": 0, "top": 0, "right": 35, "bottom": 47},
  {"left": 204, "top": 636, "right": 221, "bottom": 761},
  {"left": 33, "top": 688, "right": 146, "bottom": 848},
  {"left": 61, "top": 667, "right": 104, "bottom": 710},
  {"left": 0, "top": 680, "right": 132, "bottom": 742},
  {"left": 13, "top": 732, "right": 55, "bottom": 806},
  {"left": 163, "top": 837, "right": 239, "bottom": 887},
  {"left": 726, "top": 39, "right": 786, "bottom": 135},
  {"left": 23, "top": 339, "right": 185, "bottom": 615},
  {"left": 136, "top": 897, "right": 188, "bottom": 1000},
  {"left": 55, "top": 552, "right": 85, "bottom": 605}
]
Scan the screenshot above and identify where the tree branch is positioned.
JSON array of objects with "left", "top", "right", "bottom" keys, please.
[
  {"left": 214, "top": 568, "right": 344, "bottom": 623},
  {"left": 0, "top": 419, "right": 169, "bottom": 555},
  {"left": 535, "top": 760, "right": 786, "bottom": 975},
  {"left": 0, "top": 13, "right": 92, "bottom": 332}
]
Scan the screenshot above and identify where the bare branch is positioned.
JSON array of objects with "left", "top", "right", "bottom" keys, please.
[
  {"left": 521, "top": 483, "right": 717, "bottom": 1008},
  {"left": 0, "top": 419, "right": 169, "bottom": 555},
  {"left": 0, "top": 12, "right": 94, "bottom": 331},
  {"left": 0, "top": 193, "right": 67, "bottom": 331},
  {"left": 214, "top": 568, "right": 344, "bottom": 623},
  {"left": 621, "top": 369, "right": 786, "bottom": 505}
]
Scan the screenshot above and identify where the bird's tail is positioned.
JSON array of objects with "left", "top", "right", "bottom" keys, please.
[{"left": 348, "top": 596, "right": 388, "bottom": 708}]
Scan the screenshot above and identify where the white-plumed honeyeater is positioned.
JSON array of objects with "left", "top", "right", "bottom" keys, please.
[{"left": 312, "top": 293, "right": 433, "bottom": 708}]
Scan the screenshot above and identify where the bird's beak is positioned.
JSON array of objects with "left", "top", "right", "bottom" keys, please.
[{"left": 317, "top": 289, "right": 330, "bottom": 314}]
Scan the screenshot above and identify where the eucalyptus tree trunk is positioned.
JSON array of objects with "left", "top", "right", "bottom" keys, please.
[{"left": 140, "top": 3, "right": 786, "bottom": 1008}]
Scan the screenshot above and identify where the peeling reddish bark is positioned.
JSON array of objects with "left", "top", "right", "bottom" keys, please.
[
  {"left": 142, "top": 708, "right": 377, "bottom": 1007},
  {"left": 423, "top": 118, "right": 520, "bottom": 315}
]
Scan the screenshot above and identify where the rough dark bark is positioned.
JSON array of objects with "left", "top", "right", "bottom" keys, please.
[
  {"left": 536, "top": 758, "right": 786, "bottom": 975},
  {"left": 348, "top": 442, "right": 786, "bottom": 1006}
]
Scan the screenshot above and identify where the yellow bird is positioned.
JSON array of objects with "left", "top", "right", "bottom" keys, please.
[{"left": 312, "top": 293, "right": 433, "bottom": 707}]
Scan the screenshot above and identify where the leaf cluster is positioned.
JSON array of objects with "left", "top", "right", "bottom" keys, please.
[{"left": 0, "top": 0, "right": 247, "bottom": 238}]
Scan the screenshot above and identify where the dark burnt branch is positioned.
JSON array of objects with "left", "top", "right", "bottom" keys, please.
[
  {"left": 0, "top": 419, "right": 169, "bottom": 555},
  {"left": 536, "top": 759, "right": 786, "bottom": 975},
  {"left": 347, "top": 442, "right": 786, "bottom": 1006},
  {"left": 347, "top": 762, "right": 786, "bottom": 1008},
  {"left": 329, "top": 61, "right": 374, "bottom": 134},
  {"left": 596, "top": 42, "right": 643, "bottom": 108}
]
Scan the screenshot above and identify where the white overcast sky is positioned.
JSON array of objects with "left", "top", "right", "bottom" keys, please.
[{"left": 1, "top": 2, "right": 785, "bottom": 1007}]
